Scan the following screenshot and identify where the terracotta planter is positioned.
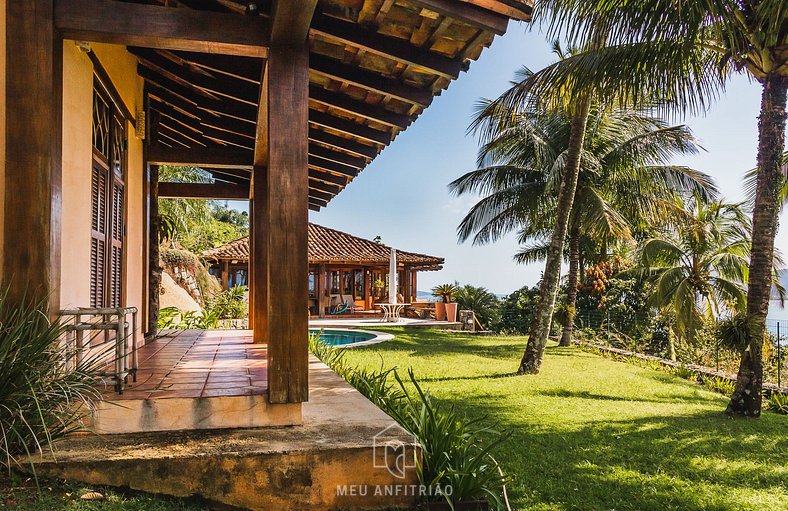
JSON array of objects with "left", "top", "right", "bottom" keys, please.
[
  {"left": 445, "top": 302, "right": 458, "bottom": 322},
  {"left": 435, "top": 301, "right": 447, "bottom": 321},
  {"left": 424, "top": 500, "right": 488, "bottom": 511}
]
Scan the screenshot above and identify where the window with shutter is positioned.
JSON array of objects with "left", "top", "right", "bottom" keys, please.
[{"left": 90, "top": 79, "right": 126, "bottom": 312}]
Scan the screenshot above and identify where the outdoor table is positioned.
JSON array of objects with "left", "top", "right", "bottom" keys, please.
[{"left": 376, "top": 303, "right": 410, "bottom": 322}]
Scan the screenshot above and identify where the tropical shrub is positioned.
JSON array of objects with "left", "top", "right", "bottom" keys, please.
[
  {"left": 455, "top": 285, "right": 501, "bottom": 330},
  {"left": 767, "top": 392, "right": 788, "bottom": 415},
  {"left": 0, "top": 292, "right": 101, "bottom": 471},
  {"left": 700, "top": 375, "right": 736, "bottom": 396},
  {"left": 497, "top": 285, "right": 541, "bottom": 334},
  {"left": 309, "top": 336, "right": 509, "bottom": 508},
  {"left": 206, "top": 285, "right": 247, "bottom": 320}
]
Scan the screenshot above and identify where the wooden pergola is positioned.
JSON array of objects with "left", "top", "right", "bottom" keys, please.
[{"left": 3, "top": 0, "right": 532, "bottom": 405}]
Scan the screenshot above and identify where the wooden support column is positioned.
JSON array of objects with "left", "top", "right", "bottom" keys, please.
[
  {"left": 248, "top": 197, "right": 255, "bottom": 330},
  {"left": 221, "top": 261, "right": 229, "bottom": 289},
  {"left": 317, "top": 263, "right": 326, "bottom": 318},
  {"left": 364, "top": 268, "right": 371, "bottom": 310},
  {"left": 147, "top": 165, "right": 161, "bottom": 338},
  {"left": 403, "top": 267, "right": 412, "bottom": 303},
  {"left": 3, "top": 0, "right": 62, "bottom": 312},
  {"left": 264, "top": 43, "right": 310, "bottom": 403},
  {"left": 412, "top": 272, "right": 418, "bottom": 302}
]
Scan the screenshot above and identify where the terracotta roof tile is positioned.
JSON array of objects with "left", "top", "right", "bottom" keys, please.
[{"left": 201, "top": 223, "right": 444, "bottom": 270}]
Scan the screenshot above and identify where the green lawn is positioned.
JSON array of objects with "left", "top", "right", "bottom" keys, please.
[
  {"left": 340, "top": 328, "right": 788, "bottom": 511},
  {"left": 0, "top": 475, "right": 204, "bottom": 511}
]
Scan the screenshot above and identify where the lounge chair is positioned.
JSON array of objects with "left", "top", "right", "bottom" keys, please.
[{"left": 329, "top": 299, "right": 350, "bottom": 315}]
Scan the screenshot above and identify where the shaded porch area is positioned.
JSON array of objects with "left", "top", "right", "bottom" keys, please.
[
  {"left": 36, "top": 329, "right": 420, "bottom": 511},
  {"left": 88, "top": 330, "right": 299, "bottom": 434},
  {"left": 108, "top": 329, "right": 267, "bottom": 400}
]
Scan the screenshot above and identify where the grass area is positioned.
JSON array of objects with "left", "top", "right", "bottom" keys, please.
[
  {"left": 0, "top": 475, "right": 205, "bottom": 510},
  {"left": 339, "top": 328, "right": 788, "bottom": 511}
]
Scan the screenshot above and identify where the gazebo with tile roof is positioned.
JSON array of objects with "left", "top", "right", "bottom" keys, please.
[{"left": 202, "top": 223, "right": 444, "bottom": 316}]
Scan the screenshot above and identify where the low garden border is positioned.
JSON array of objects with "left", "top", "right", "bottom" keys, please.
[{"left": 573, "top": 340, "right": 788, "bottom": 396}]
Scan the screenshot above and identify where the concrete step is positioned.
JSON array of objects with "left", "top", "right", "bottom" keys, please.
[
  {"left": 86, "top": 392, "right": 301, "bottom": 434},
  {"left": 30, "top": 358, "right": 421, "bottom": 511}
]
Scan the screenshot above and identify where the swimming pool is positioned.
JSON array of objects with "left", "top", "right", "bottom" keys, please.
[{"left": 309, "top": 328, "right": 392, "bottom": 347}]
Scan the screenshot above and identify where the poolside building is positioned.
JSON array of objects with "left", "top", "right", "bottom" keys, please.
[{"left": 202, "top": 223, "right": 443, "bottom": 316}]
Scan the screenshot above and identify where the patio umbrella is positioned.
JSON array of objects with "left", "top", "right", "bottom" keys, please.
[{"left": 389, "top": 247, "right": 397, "bottom": 304}]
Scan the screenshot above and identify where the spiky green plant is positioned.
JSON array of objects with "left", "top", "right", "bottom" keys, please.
[{"left": 0, "top": 292, "right": 102, "bottom": 473}]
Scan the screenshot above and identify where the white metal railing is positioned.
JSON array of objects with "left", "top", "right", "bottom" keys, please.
[{"left": 60, "top": 307, "right": 138, "bottom": 394}]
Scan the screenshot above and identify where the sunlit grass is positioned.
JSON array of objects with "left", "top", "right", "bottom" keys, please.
[{"left": 340, "top": 328, "right": 788, "bottom": 511}]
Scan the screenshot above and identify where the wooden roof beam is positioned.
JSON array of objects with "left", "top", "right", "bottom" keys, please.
[
  {"left": 159, "top": 182, "right": 249, "bottom": 200},
  {"left": 308, "top": 169, "right": 348, "bottom": 187},
  {"left": 309, "top": 110, "right": 390, "bottom": 146},
  {"left": 309, "top": 85, "right": 410, "bottom": 129},
  {"left": 148, "top": 143, "right": 253, "bottom": 168},
  {"left": 308, "top": 128, "right": 379, "bottom": 159},
  {"left": 309, "top": 178, "right": 342, "bottom": 195},
  {"left": 310, "top": 54, "right": 433, "bottom": 107},
  {"left": 309, "top": 155, "right": 358, "bottom": 178},
  {"left": 308, "top": 144, "right": 367, "bottom": 169},
  {"left": 309, "top": 12, "right": 462, "bottom": 79},
  {"left": 409, "top": 0, "right": 509, "bottom": 35},
  {"left": 132, "top": 48, "right": 261, "bottom": 105},
  {"left": 54, "top": 0, "right": 270, "bottom": 57},
  {"left": 270, "top": 0, "right": 318, "bottom": 44}
]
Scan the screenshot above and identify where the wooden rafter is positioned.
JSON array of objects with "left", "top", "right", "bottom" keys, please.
[
  {"left": 310, "top": 54, "right": 433, "bottom": 107},
  {"left": 309, "top": 12, "right": 462, "bottom": 79},
  {"left": 54, "top": 0, "right": 271, "bottom": 56}
]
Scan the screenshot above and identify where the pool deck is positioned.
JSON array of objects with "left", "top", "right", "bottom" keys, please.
[{"left": 310, "top": 317, "right": 462, "bottom": 329}]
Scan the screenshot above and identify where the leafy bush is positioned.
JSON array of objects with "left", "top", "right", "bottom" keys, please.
[
  {"left": 309, "top": 336, "right": 509, "bottom": 508},
  {"left": 699, "top": 375, "right": 736, "bottom": 396},
  {"left": 0, "top": 292, "right": 101, "bottom": 471},
  {"left": 716, "top": 314, "right": 750, "bottom": 353},
  {"left": 206, "top": 285, "right": 247, "bottom": 320},
  {"left": 767, "top": 392, "right": 788, "bottom": 415},
  {"left": 158, "top": 287, "right": 247, "bottom": 330},
  {"left": 455, "top": 285, "right": 501, "bottom": 330}
]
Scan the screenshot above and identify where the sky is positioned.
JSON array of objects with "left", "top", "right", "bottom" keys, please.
[{"left": 234, "top": 20, "right": 788, "bottom": 297}]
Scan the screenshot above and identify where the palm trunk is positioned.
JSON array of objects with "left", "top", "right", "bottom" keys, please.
[
  {"left": 518, "top": 96, "right": 593, "bottom": 374},
  {"left": 668, "top": 328, "right": 677, "bottom": 362},
  {"left": 559, "top": 228, "right": 581, "bottom": 346},
  {"left": 726, "top": 75, "right": 787, "bottom": 418}
]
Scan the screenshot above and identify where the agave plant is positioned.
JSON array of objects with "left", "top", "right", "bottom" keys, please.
[{"left": 0, "top": 291, "right": 102, "bottom": 472}]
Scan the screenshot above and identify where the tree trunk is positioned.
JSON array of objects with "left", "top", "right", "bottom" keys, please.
[
  {"left": 726, "top": 76, "right": 787, "bottom": 418},
  {"left": 559, "top": 228, "right": 581, "bottom": 346},
  {"left": 518, "top": 96, "right": 593, "bottom": 374},
  {"left": 668, "top": 328, "right": 677, "bottom": 362}
]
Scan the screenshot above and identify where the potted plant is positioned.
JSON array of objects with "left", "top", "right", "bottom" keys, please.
[{"left": 432, "top": 283, "right": 459, "bottom": 322}]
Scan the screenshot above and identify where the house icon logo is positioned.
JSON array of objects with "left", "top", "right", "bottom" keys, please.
[{"left": 372, "top": 423, "right": 417, "bottom": 479}]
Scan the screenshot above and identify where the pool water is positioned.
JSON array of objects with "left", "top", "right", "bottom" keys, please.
[{"left": 309, "top": 329, "right": 377, "bottom": 346}]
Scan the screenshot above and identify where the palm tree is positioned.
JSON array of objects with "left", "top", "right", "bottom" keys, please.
[
  {"left": 451, "top": 74, "right": 715, "bottom": 366},
  {"left": 524, "top": 0, "right": 787, "bottom": 416},
  {"left": 622, "top": 196, "right": 752, "bottom": 359}
]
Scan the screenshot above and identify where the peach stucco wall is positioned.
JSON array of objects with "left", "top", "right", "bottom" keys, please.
[
  {"left": 0, "top": 0, "right": 7, "bottom": 275},
  {"left": 60, "top": 42, "right": 145, "bottom": 335}
]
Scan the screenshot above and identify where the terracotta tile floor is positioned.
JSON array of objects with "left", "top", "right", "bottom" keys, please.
[{"left": 105, "top": 330, "right": 267, "bottom": 400}]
